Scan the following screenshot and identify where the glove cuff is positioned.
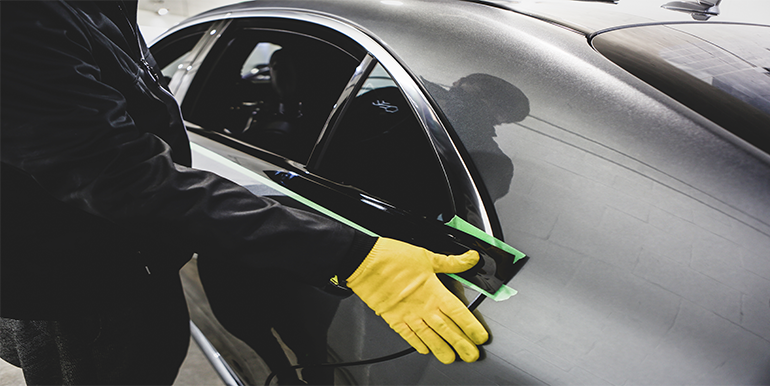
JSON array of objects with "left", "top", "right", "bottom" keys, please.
[{"left": 335, "top": 232, "right": 377, "bottom": 287}]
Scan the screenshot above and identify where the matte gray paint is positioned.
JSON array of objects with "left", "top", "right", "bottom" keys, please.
[{"left": 160, "top": 1, "right": 770, "bottom": 383}]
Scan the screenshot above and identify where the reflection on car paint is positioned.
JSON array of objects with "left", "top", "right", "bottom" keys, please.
[
  {"left": 154, "top": 1, "right": 770, "bottom": 384},
  {"left": 424, "top": 74, "right": 529, "bottom": 204}
]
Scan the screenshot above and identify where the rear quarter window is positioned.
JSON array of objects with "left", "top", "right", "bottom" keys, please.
[{"left": 591, "top": 23, "right": 770, "bottom": 154}]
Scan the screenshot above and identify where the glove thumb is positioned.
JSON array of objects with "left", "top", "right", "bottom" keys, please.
[{"left": 429, "top": 250, "right": 479, "bottom": 274}]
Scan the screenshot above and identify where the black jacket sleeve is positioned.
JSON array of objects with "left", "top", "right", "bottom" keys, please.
[{"left": 0, "top": 1, "right": 373, "bottom": 290}]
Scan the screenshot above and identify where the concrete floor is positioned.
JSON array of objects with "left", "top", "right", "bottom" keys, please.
[{"left": 0, "top": 337, "right": 224, "bottom": 386}]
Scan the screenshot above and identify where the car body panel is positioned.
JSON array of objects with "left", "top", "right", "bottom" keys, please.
[
  {"left": 480, "top": 0, "right": 770, "bottom": 33},
  {"left": 149, "top": 1, "right": 770, "bottom": 384}
]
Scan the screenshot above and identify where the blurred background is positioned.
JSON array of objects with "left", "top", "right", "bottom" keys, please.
[{"left": 138, "top": 0, "right": 236, "bottom": 41}]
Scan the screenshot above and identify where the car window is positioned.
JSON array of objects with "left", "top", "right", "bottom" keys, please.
[
  {"left": 160, "top": 51, "right": 190, "bottom": 80},
  {"left": 150, "top": 22, "right": 213, "bottom": 86},
  {"left": 183, "top": 28, "right": 360, "bottom": 164},
  {"left": 592, "top": 24, "right": 770, "bottom": 154},
  {"left": 314, "top": 61, "right": 452, "bottom": 220}
]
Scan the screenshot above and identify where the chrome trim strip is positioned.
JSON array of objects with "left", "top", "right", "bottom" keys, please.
[
  {"left": 156, "top": 7, "right": 493, "bottom": 235},
  {"left": 189, "top": 321, "right": 245, "bottom": 386}
]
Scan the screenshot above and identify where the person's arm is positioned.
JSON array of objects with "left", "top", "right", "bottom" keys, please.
[
  {"left": 1, "top": 1, "right": 364, "bottom": 285},
  {"left": 1, "top": 1, "right": 487, "bottom": 363}
]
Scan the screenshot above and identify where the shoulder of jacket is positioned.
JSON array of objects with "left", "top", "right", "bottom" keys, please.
[{"left": 1, "top": 1, "right": 93, "bottom": 42}]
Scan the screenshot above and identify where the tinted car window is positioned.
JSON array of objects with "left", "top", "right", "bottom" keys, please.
[
  {"left": 184, "top": 28, "right": 360, "bottom": 163},
  {"left": 159, "top": 50, "right": 192, "bottom": 81},
  {"left": 315, "top": 61, "right": 452, "bottom": 220},
  {"left": 592, "top": 24, "right": 770, "bottom": 154},
  {"left": 150, "top": 22, "right": 213, "bottom": 85}
]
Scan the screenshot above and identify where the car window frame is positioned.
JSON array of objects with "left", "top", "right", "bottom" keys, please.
[
  {"left": 307, "top": 55, "right": 455, "bottom": 221},
  {"left": 151, "top": 9, "right": 496, "bottom": 236},
  {"left": 177, "top": 18, "right": 366, "bottom": 162},
  {"left": 151, "top": 20, "right": 229, "bottom": 99}
]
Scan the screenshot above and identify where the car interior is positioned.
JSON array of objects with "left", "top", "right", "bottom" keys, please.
[
  {"left": 176, "top": 24, "right": 454, "bottom": 221},
  {"left": 185, "top": 28, "right": 360, "bottom": 164},
  {"left": 315, "top": 63, "right": 452, "bottom": 220}
]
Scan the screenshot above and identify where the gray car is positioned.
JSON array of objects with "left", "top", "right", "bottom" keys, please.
[{"left": 148, "top": 0, "right": 770, "bottom": 384}]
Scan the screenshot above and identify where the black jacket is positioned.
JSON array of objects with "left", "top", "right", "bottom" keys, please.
[{"left": 0, "top": 0, "right": 372, "bottom": 320}]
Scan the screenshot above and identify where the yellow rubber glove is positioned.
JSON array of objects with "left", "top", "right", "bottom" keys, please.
[{"left": 346, "top": 238, "right": 489, "bottom": 364}]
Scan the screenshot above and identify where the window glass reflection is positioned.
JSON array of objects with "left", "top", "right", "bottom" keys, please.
[{"left": 185, "top": 29, "right": 359, "bottom": 163}]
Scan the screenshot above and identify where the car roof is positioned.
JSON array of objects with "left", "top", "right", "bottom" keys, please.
[
  {"left": 187, "top": 0, "right": 770, "bottom": 34},
  {"left": 471, "top": 0, "right": 770, "bottom": 34}
]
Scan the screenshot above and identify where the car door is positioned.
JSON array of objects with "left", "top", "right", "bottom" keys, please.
[{"left": 152, "top": 14, "right": 527, "bottom": 386}]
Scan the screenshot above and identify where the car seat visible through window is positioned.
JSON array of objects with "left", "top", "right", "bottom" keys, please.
[{"left": 186, "top": 29, "right": 359, "bottom": 164}]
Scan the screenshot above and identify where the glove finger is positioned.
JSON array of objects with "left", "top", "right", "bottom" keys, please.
[
  {"left": 391, "top": 321, "right": 430, "bottom": 355},
  {"left": 407, "top": 318, "right": 457, "bottom": 364},
  {"left": 426, "top": 312, "right": 480, "bottom": 363},
  {"left": 430, "top": 250, "right": 479, "bottom": 274},
  {"left": 440, "top": 296, "right": 489, "bottom": 346}
]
